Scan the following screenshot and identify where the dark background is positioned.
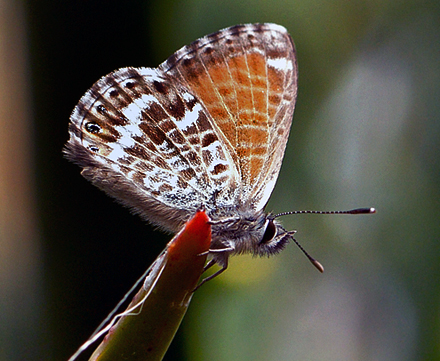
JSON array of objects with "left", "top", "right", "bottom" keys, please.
[{"left": 1, "top": 1, "right": 439, "bottom": 360}]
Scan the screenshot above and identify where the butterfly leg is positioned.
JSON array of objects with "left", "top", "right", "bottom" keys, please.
[
  {"left": 198, "top": 246, "right": 235, "bottom": 257},
  {"left": 203, "top": 259, "right": 216, "bottom": 271},
  {"left": 193, "top": 258, "right": 228, "bottom": 292}
]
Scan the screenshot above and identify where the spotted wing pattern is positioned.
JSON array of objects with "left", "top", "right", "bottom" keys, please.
[
  {"left": 65, "top": 67, "right": 240, "bottom": 232},
  {"left": 65, "top": 23, "right": 297, "bottom": 232},
  {"left": 160, "top": 23, "right": 297, "bottom": 210}
]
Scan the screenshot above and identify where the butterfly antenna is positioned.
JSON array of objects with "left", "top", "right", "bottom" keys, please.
[
  {"left": 275, "top": 207, "right": 376, "bottom": 218},
  {"left": 288, "top": 232, "right": 325, "bottom": 273},
  {"left": 278, "top": 208, "right": 375, "bottom": 273}
]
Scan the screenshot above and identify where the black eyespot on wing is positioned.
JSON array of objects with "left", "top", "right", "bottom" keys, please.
[
  {"left": 85, "top": 122, "right": 101, "bottom": 134},
  {"left": 260, "top": 219, "right": 277, "bottom": 244}
]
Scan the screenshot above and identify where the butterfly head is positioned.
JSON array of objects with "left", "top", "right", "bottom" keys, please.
[
  {"left": 208, "top": 208, "right": 291, "bottom": 264},
  {"left": 207, "top": 205, "right": 327, "bottom": 274}
]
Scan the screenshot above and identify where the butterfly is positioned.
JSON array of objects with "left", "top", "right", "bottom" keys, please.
[{"left": 65, "top": 23, "right": 374, "bottom": 282}]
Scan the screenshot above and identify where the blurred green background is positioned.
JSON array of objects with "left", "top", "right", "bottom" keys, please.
[{"left": 1, "top": 0, "right": 439, "bottom": 360}]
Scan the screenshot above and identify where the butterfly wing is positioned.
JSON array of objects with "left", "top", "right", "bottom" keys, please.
[
  {"left": 159, "top": 23, "right": 298, "bottom": 211},
  {"left": 65, "top": 67, "right": 240, "bottom": 232}
]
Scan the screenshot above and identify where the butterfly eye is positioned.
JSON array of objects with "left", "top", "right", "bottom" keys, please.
[{"left": 260, "top": 219, "right": 277, "bottom": 244}]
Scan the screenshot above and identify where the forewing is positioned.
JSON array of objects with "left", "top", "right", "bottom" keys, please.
[
  {"left": 65, "top": 67, "right": 239, "bottom": 232},
  {"left": 159, "top": 23, "right": 298, "bottom": 210}
]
